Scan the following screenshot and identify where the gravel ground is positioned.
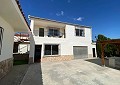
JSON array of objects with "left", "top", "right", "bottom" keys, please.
[{"left": 0, "top": 64, "right": 29, "bottom": 85}]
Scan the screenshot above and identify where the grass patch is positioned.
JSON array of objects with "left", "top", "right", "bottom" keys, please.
[{"left": 13, "top": 60, "right": 28, "bottom": 65}]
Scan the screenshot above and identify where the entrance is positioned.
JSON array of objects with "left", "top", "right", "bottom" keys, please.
[
  {"left": 92, "top": 48, "right": 96, "bottom": 57},
  {"left": 34, "top": 45, "right": 42, "bottom": 62}
]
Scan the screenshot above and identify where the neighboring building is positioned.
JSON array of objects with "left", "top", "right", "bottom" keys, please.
[
  {"left": 14, "top": 32, "right": 30, "bottom": 54},
  {"left": 0, "top": 0, "right": 30, "bottom": 79},
  {"left": 29, "top": 16, "right": 96, "bottom": 63}
]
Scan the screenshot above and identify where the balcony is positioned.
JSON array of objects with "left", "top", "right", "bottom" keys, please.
[
  {"left": 46, "top": 31, "right": 65, "bottom": 38},
  {"left": 37, "top": 28, "right": 66, "bottom": 38}
]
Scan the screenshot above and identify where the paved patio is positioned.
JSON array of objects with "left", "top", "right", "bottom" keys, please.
[
  {"left": 1, "top": 59, "right": 120, "bottom": 85},
  {"left": 20, "top": 63, "right": 43, "bottom": 85},
  {"left": 41, "top": 59, "right": 120, "bottom": 85}
]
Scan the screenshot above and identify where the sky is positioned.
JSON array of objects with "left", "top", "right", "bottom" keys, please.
[{"left": 19, "top": 0, "right": 120, "bottom": 40}]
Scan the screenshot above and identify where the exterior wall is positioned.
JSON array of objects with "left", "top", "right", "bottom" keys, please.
[
  {"left": 29, "top": 20, "right": 35, "bottom": 63},
  {"left": 29, "top": 19, "right": 93, "bottom": 62},
  {"left": 0, "top": 58, "right": 13, "bottom": 79},
  {"left": 0, "top": 16, "right": 14, "bottom": 79},
  {"left": 65, "top": 25, "right": 93, "bottom": 58},
  {"left": 0, "top": 16, "right": 14, "bottom": 62}
]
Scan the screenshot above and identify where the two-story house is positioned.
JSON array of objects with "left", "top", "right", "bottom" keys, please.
[{"left": 29, "top": 16, "right": 96, "bottom": 63}]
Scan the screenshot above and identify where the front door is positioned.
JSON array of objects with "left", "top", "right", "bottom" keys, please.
[{"left": 34, "top": 45, "right": 42, "bottom": 62}]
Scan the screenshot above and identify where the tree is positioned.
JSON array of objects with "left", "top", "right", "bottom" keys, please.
[
  {"left": 96, "top": 34, "right": 108, "bottom": 57},
  {"left": 96, "top": 34, "right": 118, "bottom": 57}
]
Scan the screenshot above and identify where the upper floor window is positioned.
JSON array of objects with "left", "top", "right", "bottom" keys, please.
[
  {"left": 0, "top": 27, "right": 4, "bottom": 55},
  {"left": 48, "top": 28, "right": 60, "bottom": 37},
  {"left": 39, "top": 28, "right": 44, "bottom": 37},
  {"left": 75, "top": 28, "right": 85, "bottom": 37}
]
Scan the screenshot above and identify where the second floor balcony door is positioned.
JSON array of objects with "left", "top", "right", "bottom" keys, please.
[{"left": 48, "top": 29, "right": 59, "bottom": 37}]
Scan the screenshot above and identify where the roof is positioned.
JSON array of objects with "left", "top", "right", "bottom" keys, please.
[
  {"left": 28, "top": 15, "right": 91, "bottom": 28},
  {"left": 15, "top": 0, "right": 31, "bottom": 31}
]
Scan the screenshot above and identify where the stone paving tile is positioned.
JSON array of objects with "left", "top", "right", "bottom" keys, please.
[{"left": 0, "top": 64, "right": 29, "bottom": 85}]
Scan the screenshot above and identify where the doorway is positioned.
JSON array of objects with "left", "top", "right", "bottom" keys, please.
[
  {"left": 34, "top": 45, "right": 42, "bottom": 62},
  {"left": 92, "top": 48, "right": 96, "bottom": 57}
]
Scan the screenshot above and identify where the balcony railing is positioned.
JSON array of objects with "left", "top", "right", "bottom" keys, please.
[{"left": 44, "top": 31, "right": 65, "bottom": 38}]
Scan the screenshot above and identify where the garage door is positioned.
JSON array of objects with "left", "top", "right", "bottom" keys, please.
[{"left": 73, "top": 46, "right": 88, "bottom": 59}]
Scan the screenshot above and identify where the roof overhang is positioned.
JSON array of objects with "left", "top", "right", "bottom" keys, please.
[
  {"left": 29, "top": 15, "right": 91, "bottom": 29},
  {"left": 0, "top": 0, "right": 30, "bottom": 32}
]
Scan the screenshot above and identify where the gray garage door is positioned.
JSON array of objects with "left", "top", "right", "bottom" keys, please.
[{"left": 73, "top": 46, "right": 88, "bottom": 59}]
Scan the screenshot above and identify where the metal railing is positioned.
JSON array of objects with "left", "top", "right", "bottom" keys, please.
[{"left": 44, "top": 31, "right": 65, "bottom": 38}]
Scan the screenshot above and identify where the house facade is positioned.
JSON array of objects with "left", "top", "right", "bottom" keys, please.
[
  {"left": 29, "top": 16, "right": 96, "bottom": 63},
  {"left": 0, "top": 0, "right": 30, "bottom": 79}
]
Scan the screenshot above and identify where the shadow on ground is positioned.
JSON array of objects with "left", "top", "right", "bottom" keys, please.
[
  {"left": 85, "top": 58, "right": 109, "bottom": 67},
  {"left": 0, "top": 63, "right": 43, "bottom": 85},
  {"left": 0, "top": 64, "right": 29, "bottom": 85},
  {"left": 20, "top": 63, "right": 43, "bottom": 85}
]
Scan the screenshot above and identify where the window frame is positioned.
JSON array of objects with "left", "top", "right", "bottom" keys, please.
[
  {"left": 48, "top": 28, "right": 60, "bottom": 37},
  {"left": 0, "top": 27, "right": 4, "bottom": 55},
  {"left": 44, "top": 44, "right": 59, "bottom": 56},
  {"left": 39, "top": 28, "right": 44, "bottom": 37},
  {"left": 75, "top": 27, "right": 85, "bottom": 37}
]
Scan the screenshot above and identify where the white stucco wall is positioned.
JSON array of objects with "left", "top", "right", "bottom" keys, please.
[
  {"left": 0, "top": 16, "right": 14, "bottom": 62},
  {"left": 29, "top": 20, "right": 93, "bottom": 59}
]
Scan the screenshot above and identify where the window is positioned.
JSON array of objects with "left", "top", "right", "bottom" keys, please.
[
  {"left": 44, "top": 45, "right": 59, "bottom": 55},
  {"left": 39, "top": 28, "right": 44, "bottom": 37},
  {"left": 75, "top": 29, "right": 85, "bottom": 37},
  {"left": 0, "top": 27, "right": 4, "bottom": 55},
  {"left": 48, "top": 29, "right": 59, "bottom": 37}
]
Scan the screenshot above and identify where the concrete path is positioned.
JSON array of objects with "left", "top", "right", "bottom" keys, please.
[
  {"left": 0, "top": 64, "right": 29, "bottom": 85},
  {"left": 41, "top": 59, "right": 120, "bottom": 85},
  {"left": 20, "top": 63, "right": 43, "bottom": 85}
]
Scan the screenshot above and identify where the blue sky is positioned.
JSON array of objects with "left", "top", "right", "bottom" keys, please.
[{"left": 19, "top": 0, "right": 120, "bottom": 40}]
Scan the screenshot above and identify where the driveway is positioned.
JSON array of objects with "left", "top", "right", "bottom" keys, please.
[{"left": 41, "top": 59, "right": 120, "bottom": 85}]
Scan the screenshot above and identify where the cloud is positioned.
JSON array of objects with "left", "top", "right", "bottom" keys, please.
[
  {"left": 56, "top": 11, "right": 64, "bottom": 16},
  {"left": 73, "top": 17, "right": 84, "bottom": 21}
]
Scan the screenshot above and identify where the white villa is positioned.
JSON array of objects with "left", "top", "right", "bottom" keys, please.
[
  {"left": 29, "top": 16, "right": 97, "bottom": 63},
  {"left": 0, "top": 0, "right": 30, "bottom": 79}
]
